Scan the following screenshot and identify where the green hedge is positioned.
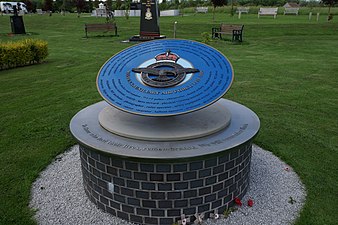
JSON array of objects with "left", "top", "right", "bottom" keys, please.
[{"left": 0, "top": 39, "right": 48, "bottom": 70}]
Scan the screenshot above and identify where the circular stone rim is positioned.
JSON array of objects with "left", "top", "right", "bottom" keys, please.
[
  {"left": 70, "top": 99, "right": 260, "bottom": 160},
  {"left": 96, "top": 39, "right": 234, "bottom": 117}
]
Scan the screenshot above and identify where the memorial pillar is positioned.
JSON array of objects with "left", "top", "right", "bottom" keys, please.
[
  {"left": 140, "top": 0, "right": 160, "bottom": 37},
  {"left": 10, "top": 5, "right": 26, "bottom": 34},
  {"left": 130, "top": 0, "right": 165, "bottom": 41}
]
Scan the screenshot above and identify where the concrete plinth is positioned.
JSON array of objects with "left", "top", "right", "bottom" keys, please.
[{"left": 70, "top": 98, "right": 259, "bottom": 225}]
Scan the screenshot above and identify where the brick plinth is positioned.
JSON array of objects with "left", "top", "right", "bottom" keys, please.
[{"left": 79, "top": 142, "right": 252, "bottom": 225}]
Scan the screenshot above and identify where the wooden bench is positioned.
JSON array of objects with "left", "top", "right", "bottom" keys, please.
[
  {"left": 258, "top": 7, "right": 278, "bottom": 19},
  {"left": 236, "top": 7, "right": 250, "bottom": 14},
  {"left": 284, "top": 7, "right": 299, "bottom": 15},
  {"left": 195, "top": 7, "right": 208, "bottom": 13},
  {"left": 212, "top": 24, "right": 244, "bottom": 42},
  {"left": 84, "top": 23, "right": 118, "bottom": 38}
]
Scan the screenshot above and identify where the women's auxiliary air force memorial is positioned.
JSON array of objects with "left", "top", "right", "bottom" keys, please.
[{"left": 71, "top": 39, "right": 260, "bottom": 225}]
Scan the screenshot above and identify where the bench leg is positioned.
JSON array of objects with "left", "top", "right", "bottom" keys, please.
[
  {"left": 214, "top": 33, "right": 223, "bottom": 39},
  {"left": 212, "top": 28, "right": 219, "bottom": 39},
  {"left": 213, "top": 33, "right": 221, "bottom": 39},
  {"left": 85, "top": 28, "right": 88, "bottom": 38},
  {"left": 232, "top": 30, "right": 243, "bottom": 42}
]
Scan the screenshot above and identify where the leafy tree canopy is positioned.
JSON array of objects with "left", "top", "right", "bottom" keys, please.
[
  {"left": 211, "top": 0, "right": 227, "bottom": 8},
  {"left": 321, "top": 0, "right": 338, "bottom": 6}
]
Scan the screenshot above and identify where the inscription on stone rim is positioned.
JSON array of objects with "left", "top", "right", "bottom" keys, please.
[{"left": 81, "top": 123, "right": 248, "bottom": 152}]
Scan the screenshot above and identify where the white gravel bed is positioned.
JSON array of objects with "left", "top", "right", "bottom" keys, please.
[{"left": 30, "top": 145, "right": 306, "bottom": 225}]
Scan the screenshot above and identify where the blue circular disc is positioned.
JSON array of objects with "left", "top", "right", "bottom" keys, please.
[{"left": 97, "top": 39, "right": 234, "bottom": 116}]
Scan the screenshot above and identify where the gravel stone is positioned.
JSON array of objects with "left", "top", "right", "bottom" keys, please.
[{"left": 30, "top": 145, "right": 306, "bottom": 225}]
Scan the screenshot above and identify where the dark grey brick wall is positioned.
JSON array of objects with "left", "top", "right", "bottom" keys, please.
[{"left": 79, "top": 142, "right": 252, "bottom": 225}]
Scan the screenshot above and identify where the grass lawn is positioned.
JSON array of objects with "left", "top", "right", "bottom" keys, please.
[{"left": 0, "top": 12, "right": 337, "bottom": 225}]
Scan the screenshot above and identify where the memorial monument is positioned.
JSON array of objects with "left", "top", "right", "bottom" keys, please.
[
  {"left": 10, "top": 5, "right": 26, "bottom": 34},
  {"left": 130, "top": 0, "right": 165, "bottom": 41},
  {"left": 70, "top": 39, "right": 260, "bottom": 225}
]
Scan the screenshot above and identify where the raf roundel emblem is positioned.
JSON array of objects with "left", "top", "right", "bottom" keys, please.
[{"left": 97, "top": 39, "right": 234, "bottom": 116}]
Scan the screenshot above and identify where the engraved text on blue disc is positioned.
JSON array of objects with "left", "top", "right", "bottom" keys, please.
[{"left": 97, "top": 39, "right": 234, "bottom": 116}]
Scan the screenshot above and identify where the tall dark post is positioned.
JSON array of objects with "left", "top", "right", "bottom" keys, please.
[
  {"left": 10, "top": 5, "right": 26, "bottom": 34},
  {"left": 130, "top": 0, "right": 165, "bottom": 41}
]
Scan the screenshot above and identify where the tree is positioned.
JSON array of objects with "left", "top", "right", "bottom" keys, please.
[
  {"left": 23, "top": 0, "right": 34, "bottom": 12},
  {"left": 114, "top": 0, "right": 121, "bottom": 10},
  {"left": 321, "top": 0, "right": 338, "bottom": 20},
  {"left": 30, "top": 0, "right": 41, "bottom": 11},
  {"left": 84, "top": 0, "right": 93, "bottom": 13},
  {"left": 174, "top": 0, "right": 179, "bottom": 8},
  {"left": 211, "top": 0, "right": 227, "bottom": 20},
  {"left": 74, "top": 0, "right": 85, "bottom": 17},
  {"left": 43, "top": 0, "right": 53, "bottom": 15},
  {"left": 124, "top": 0, "right": 131, "bottom": 20},
  {"left": 106, "top": 0, "right": 112, "bottom": 11},
  {"left": 160, "top": 0, "right": 169, "bottom": 11},
  {"left": 60, "top": 0, "right": 73, "bottom": 15}
]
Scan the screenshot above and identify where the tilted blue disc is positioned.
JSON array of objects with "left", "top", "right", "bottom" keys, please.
[{"left": 97, "top": 39, "right": 234, "bottom": 116}]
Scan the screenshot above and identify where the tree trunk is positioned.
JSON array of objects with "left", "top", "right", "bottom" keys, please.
[{"left": 328, "top": 5, "right": 333, "bottom": 21}]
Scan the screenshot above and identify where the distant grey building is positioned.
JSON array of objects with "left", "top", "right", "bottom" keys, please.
[{"left": 283, "top": 2, "right": 300, "bottom": 8}]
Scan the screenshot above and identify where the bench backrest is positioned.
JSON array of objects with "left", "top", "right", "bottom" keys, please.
[
  {"left": 284, "top": 8, "right": 299, "bottom": 13},
  {"left": 220, "top": 24, "right": 243, "bottom": 32},
  {"left": 85, "top": 23, "right": 116, "bottom": 31},
  {"left": 236, "top": 7, "right": 249, "bottom": 13},
  {"left": 259, "top": 8, "right": 278, "bottom": 14},
  {"left": 196, "top": 7, "right": 208, "bottom": 13}
]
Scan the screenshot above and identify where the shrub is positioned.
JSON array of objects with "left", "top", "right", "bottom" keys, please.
[
  {"left": 0, "top": 39, "right": 48, "bottom": 70},
  {"left": 201, "top": 32, "right": 212, "bottom": 44}
]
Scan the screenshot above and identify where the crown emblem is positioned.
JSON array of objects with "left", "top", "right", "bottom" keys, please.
[{"left": 155, "top": 50, "right": 179, "bottom": 62}]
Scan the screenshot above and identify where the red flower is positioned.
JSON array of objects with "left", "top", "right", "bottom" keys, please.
[
  {"left": 248, "top": 198, "right": 254, "bottom": 207},
  {"left": 234, "top": 197, "right": 242, "bottom": 206}
]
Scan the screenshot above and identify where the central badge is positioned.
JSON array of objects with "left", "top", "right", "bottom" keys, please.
[
  {"left": 97, "top": 39, "right": 234, "bottom": 116},
  {"left": 145, "top": 8, "right": 152, "bottom": 20},
  {"left": 132, "top": 50, "right": 200, "bottom": 88}
]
